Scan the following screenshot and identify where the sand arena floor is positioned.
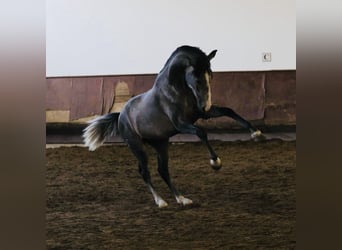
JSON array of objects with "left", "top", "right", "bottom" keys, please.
[{"left": 46, "top": 139, "right": 296, "bottom": 249}]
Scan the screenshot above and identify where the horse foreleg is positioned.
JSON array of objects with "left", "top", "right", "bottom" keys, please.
[
  {"left": 196, "top": 128, "right": 222, "bottom": 170},
  {"left": 175, "top": 124, "right": 222, "bottom": 170},
  {"left": 205, "top": 105, "right": 265, "bottom": 141}
]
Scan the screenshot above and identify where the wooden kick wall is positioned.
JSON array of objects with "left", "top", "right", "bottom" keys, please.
[{"left": 46, "top": 70, "right": 295, "bottom": 129}]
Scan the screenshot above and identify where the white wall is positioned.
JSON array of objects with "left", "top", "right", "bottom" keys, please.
[{"left": 46, "top": 0, "right": 296, "bottom": 77}]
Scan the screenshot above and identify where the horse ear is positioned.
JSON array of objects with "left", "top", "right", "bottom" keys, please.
[{"left": 207, "top": 50, "right": 217, "bottom": 61}]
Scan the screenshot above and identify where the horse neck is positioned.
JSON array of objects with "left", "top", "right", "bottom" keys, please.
[{"left": 153, "top": 71, "right": 198, "bottom": 118}]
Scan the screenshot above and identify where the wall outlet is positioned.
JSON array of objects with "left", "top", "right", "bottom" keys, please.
[{"left": 262, "top": 52, "right": 272, "bottom": 62}]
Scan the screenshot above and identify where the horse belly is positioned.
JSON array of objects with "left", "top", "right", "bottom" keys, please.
[
  {"left": 120, "top": 92, "right": 177, "bottom": 139},
  {"left": 136, "top": 113, "right": 176, "bottom": 139}
]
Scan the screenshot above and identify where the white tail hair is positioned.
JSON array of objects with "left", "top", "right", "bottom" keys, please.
[{"left": 82, "top": 113, "right": 120, "bottom": 151}]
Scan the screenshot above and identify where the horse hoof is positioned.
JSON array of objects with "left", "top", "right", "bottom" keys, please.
[
  {"left": 177, "top": 196, "right": 193, "bottom": 206},
  {"left": 210, "top": 157, "right": 222, "bottom": 170},
  {"left": 251, "top": 130, "right": 266, "bottom": 141},
  {"left": 157, "top": 199, "right": 168, "bottom": 208}
]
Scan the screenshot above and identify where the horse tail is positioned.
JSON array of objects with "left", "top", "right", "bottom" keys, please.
[{"left": 82, "top": 112, "right": 120, "bottom": 151}]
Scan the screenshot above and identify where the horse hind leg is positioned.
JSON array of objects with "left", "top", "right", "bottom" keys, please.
[
  {"left": 127, "top": 139, "right": 168, "bottom": 208},
  {"left": 149, "top": 139, "right": 193, "bottom": 206}
]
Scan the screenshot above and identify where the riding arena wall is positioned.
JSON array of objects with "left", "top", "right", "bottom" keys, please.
[{"left": 46, "top": 70, "right": 295, "bottom": 130}]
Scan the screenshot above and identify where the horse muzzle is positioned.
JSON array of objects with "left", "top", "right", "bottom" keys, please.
[
  {"left": 204, "top": 102, "right": 212, "bottom": 112},
  {"left": 199, "top": 100, "right": 211, "bottom": 113}
]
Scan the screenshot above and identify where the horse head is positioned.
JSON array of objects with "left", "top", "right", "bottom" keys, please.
[{"left": 168, "top": 46, "right": 217, "bottom": 113}]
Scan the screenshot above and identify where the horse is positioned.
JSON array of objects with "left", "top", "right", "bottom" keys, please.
[{"left": 83, "top": 45, "right": 264, "bottom": 208}]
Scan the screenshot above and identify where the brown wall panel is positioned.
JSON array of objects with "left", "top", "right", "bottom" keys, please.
[
  {"left": 70, "top": 77, "right": 103, "bottom": 120},
  {"left": 46, "top": 78, "right": 72, "bottom": 110},
  {"left": 264, "top": 71, "right": 296, "bottom": 125},
  {"left": 46, "top": 70, "right": 296, "bottom": 128},
  {"left": 134, "top": 75, "right": 156, "bottom": 96},
  {"left": 114, "top": 76, "right": 136, "bottom": 94},
  {"left": 211, "top": 72, "right": 265, "bottom": 120},
  {"left": 102, "top": 77, "right": 119, "bottom": 114}
]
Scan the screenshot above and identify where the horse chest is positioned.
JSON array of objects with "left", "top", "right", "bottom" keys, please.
[{"left": 180, "top": 100, "right": 200, "bottom": 123}]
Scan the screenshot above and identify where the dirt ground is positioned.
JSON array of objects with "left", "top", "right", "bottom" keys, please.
[{"left": 46, "top": 139, "right": 296, "bottom": 249}]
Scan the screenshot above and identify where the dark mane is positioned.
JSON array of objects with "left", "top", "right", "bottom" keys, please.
[{"left": 161, "top": 45, "right": 212, "bottom": 75}]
